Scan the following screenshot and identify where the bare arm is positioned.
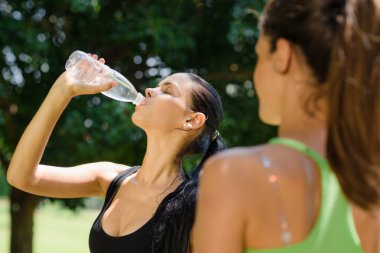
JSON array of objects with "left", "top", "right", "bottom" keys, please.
[
  {"left": 7, "top": 63, "right": 119, "bottom": 198},
  {"left": 193, "top": 156, "right": 246, "bottom": 253},
  {"left": 26, "top": 162, "right": 128, "bottom": 198}
]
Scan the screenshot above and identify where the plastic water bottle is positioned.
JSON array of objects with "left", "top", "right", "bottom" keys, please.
[{"left": 65, "top": 50, "right": 144, "bottom": 104}]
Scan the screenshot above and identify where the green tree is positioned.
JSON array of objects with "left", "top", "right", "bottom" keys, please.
[{"left": 0, "top": 0, "right": 272, "bottom": 252}]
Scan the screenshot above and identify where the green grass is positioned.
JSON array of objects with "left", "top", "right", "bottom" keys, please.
[
  {"left": 0, "top": 198, "right": 100, "bottom": 253},
  {"left": 0, "top": 198, "right": 10, "bottom": 252}
]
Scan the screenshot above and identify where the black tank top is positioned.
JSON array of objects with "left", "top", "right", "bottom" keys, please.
[{"left": 89, "top": 166, "right": 154, "bottom": 253}]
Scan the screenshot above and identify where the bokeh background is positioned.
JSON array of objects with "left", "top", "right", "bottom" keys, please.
[{"left": 0, "top": 0, "right": 275, "bottom": 252}]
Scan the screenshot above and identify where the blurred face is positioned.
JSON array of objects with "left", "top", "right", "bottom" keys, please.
[
  {"left": 132, "top": 73, "right": 196, "bottom": 133},
  {"left": 253, "top": 35, "right": 286, "bottom": 125}
]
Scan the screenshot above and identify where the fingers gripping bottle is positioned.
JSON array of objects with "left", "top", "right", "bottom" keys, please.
[{"left": 65, "top": 50, "right": 144, "bottom": 104}]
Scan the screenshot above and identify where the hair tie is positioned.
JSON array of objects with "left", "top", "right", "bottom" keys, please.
[{"left": 210, "top": 131, "right": 219, "bottom": 141}]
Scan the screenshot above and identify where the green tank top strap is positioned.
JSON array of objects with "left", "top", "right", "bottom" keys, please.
[
  {"left": 268, "top": 137, "right": 330, "bottom": 172},
  {"left": 268, "top": 137, "right": 331, "bottom": 244},
  {"left": 268, "top": 137, "right": 333, "bottom": 241}
]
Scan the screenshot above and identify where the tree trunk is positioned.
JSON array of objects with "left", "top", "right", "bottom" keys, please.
[{"left": 10, "top": 188, "right": 40, "bottom": 253}]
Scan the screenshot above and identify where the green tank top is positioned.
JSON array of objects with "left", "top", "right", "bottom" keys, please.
[{"left": 245, "top": 138, "right": 364, "bottom": 253}]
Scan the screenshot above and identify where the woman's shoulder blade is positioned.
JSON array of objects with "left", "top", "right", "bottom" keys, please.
[
  {"left": 201, "top": 145, "right": 271, "bottom": 191},
  {"left": 204, "top": 145, "right": 270, "bottom": 172}
]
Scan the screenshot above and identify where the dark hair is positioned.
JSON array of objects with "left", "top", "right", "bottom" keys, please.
[
  {"left": 261, "top": 0, "right": 380, "bottom": 210},
  {"left": 152, "top": 73, "right": 226, "bottom": 253}
]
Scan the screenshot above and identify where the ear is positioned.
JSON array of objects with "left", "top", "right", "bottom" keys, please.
[
  {"left": 272, "top": 38, "right": 292, "bottom": 74},
  {"left": 183, "top": 112, "right": 206, "bottom": 130}
]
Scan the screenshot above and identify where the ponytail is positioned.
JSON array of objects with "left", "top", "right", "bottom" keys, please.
[
  {"left": 327, "top": 0, "right": 380, "bottom": 210},
  {"left": 152, "top": 134, "right": 226, "bottom": 253},
  {"left": 191, "top": 132, "right": 226, "bottom": 178}
]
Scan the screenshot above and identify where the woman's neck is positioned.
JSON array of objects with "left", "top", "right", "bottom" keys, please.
[
  {"left": 137, "top": 133, "right": 185, "bottom": 187},
  {"left": 277, "top": 98, "right": 327, "bottom": 156},
  {"left": 278, "top": 74, "right": 328, "bottom": 156},
  {"left": 278, "top": 121, "right": 327, "bottom": 156}
]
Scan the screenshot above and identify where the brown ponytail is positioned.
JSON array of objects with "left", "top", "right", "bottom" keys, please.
[{"left": 327, "top": 0, "right": 380, "bottom": 210}]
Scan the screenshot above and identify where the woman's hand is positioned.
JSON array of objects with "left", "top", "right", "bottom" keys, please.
[{"left": 53, "top": 54, "right": 117, "bottom": 98}]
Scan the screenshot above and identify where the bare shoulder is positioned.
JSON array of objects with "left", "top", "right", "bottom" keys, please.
[
  {"left": 198, "top": 144, "right": 283, "bottom": 219},
  {"left": 196, "top": 145, "right": 275, "bottom": 230},
  {"left": 94, "top": 161, "right": 132, "bottom": 176},
  {"left": 198, "top": 145, "right": 276, "bottom": 210},
  {"left": 91, "top": 161, "right": 131, "bottom": 173},
  {"left": 87, "top": 161, "right": 133, "bottom": 194},
  {"left": 201, "top": 145, "right": 270, "bottom": 187}
]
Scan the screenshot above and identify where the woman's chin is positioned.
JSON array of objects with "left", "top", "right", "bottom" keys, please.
[
  {"left": 131, "top": 113, "right": 149, "bottom": 130},
  {"left": 131, "top": 113, "right": 141, "bottom": 126}
]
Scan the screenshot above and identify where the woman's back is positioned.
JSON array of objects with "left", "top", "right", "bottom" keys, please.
[
  {"left": 244, "top": 138, "right": 374, "bottom": 252},
  {"left": 195, "top": 138, "right": 380, "bottom": 253}
]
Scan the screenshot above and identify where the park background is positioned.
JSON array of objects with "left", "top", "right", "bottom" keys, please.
[{"left": 0, "top": 0, "right": 276, "bottom": 252}]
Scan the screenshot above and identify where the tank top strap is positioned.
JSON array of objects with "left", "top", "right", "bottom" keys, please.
[
  {"left": 268, "top": 137, "right": 334, "bottom": 243},
  {"left": 101, "top": 165, "right": 140, "bottom": 213},
  {"left": 268, "top": 138, "right": 330, "bottom": 173}
]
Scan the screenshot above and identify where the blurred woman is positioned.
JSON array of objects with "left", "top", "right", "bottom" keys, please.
[
  {"left": 7, "top": 55, "right": 225, "bottom": 253},
  {"left": 194, "top": 0, "right": 380, "bottom": 252}
]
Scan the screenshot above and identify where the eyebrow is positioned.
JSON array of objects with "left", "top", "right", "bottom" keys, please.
[{"left": 156, "top": 81, "right": 180, "bottom": 93}]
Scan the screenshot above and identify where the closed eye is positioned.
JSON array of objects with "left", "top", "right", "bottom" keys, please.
[
  {"left": 163, "top": 88, "right": 172, "bottom": 94},
  {"left": 156, "top": 81, "right": 179, "bottom": 96}
]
